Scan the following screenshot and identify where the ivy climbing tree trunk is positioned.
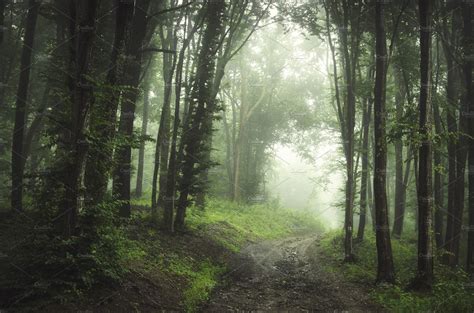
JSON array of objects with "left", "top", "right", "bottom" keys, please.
[
  {"left": 174, "top": 0, "right": 225, "bottom": 229},
  {"left": 84, "top": 0, "right": 135, "bottom": 204}
]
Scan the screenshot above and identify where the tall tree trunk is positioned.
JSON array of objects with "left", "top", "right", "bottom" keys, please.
[
  {"left": 0, "top": 0, "right": 5, "bottom": 46},
  {"left": 373, "top": 0, "right": 395, "bottom": 284},
  {"left": 113, "top": 0, "right": 152, "bottom": 218},
  {"left": 174, "top": 0, "right": 225, "bottom": 229},
  {"left": 135, "top": 79, "right": 151, "bottom": 198},
  {"left": 84, "top": 0, "right": 135, "bottom": 204},
  {"left": 412, "top": 0, "right": 434, "bottom": 290},
  {"left": 393, "top": 63, "right": 407, "bottom": 239},
  {"left": 10, "top": 0, "right": 40, "bottom": 213},
  {"left": 157, "top": 31, "right": 178, "bottom": 211},
  {"left": 57, "top": 0, "right": 99, "bottom": 237},
  {"left": 163, "top": 9, "right": 199, "bottom": 232},
  {"left": 339, "top": 1, "right": 359, "bottom": 262},
  {"left": 463, "top": 2, "right": 474, "bottom": 275},
  {"left": 357, "top": 97, "right": 372, "bottom": 241},
  {"left": 442, "top": 7, "right": 463, "bottom": 265},
  {"left": 433, "top": 80, "right": 444, "bottom": 248}
]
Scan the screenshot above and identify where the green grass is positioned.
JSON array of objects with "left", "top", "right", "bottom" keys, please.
[
  {"left": 186, "top": 198, "right": 324, "bottom": 251},
  {"left": 169, "top": 258, "right": 224, "bottom": 312},
  {"left": 128, "top": 197, "right": 323, "bottom": 311},
  {"left": 320, "top": 230, "right": 474, "bottom": 312}
]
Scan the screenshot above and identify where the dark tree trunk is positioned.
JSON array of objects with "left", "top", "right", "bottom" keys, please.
[
  {"left": 135, "top": 79, "right": 150, "bottom": 198},
  {"left": 163, "top": 11, "right": 200, "bottom": 232},
  {"left": 0, "top": 0, "right": 5, "bottom": 45},
  {"left": 463, "top": 2, "right": 474, "bottom": 274},
  {"left": 84, "top": 0, "right": 135, "bottom": 204},
  {"left": 174, "top": 0, "right": 225, "bottom": 229},
  {"left": 151, "top": 32, "right": 175, "bottom": 220},
  {"left": 392, "top": 64, "right": 407, "bottom": 239},
  {"left": 57, "top": 0, "right": 99, "bottom": 237},
  {"left": 433, "top": 82, "right": 444, "bottom": 248},
  {"left": 156, "top": 40, "right": 175, "bottom": 211},
  {"left": 441, "top": 7, "right": 463, "bottom": 265},
  {"left": 10, "top": 0, "right": 40, "bottom": 213},
  {"left": 373, "top": 0, "right": 395, "bottom": 284},
  {"left": 357, "top": 97, "right": 372, "bottom": 241},
  {"left": 113, "top": 0, "right": 152, "bottom": 218},
  {"left": 412, "top": 0, "right": 434, "bottom": 290}
]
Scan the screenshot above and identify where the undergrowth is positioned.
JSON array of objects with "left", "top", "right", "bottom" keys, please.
[
  {"left": 187, "top": 198, "right": 324, "bottom": 251},
  {"left": 320, "top": 230, "right": 474, "bottom": 312},
  {"left": 1, "top": 197, "right": 322, "bottom": 312}
]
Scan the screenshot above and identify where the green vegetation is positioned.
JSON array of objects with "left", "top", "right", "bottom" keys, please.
[
  {"left": 320, "top": 231, "right": 474, "bottom": 312},
  {"left": 129, "top": 198, "right": 323, "bottom": 311},
  {"left": 187, "top": 198, "right": 324, "bottom": 251},
  {"left": 0, "top": 198, "right": 322, "bottom": 311}
]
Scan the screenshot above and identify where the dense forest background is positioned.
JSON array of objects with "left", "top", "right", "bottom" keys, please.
[{"left": 1, "top": 0, "right": 474, "bottom": 311}]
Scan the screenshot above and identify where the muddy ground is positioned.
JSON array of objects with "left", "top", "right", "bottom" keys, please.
[{"left": 204, "top": 234, "right": 383, "bottom": 312}]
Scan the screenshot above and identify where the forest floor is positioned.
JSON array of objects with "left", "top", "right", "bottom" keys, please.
[
  {"left": 1, "top": 201, "right": 386, "bottom": 312},
  {"left": 204, "top": 234, "right": 382, "bottom": 312}
]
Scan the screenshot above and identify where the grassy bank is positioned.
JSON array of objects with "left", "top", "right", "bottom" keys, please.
[
  {"left": 320, "top": 230, "right": 474, "bottom": 312},
  {"left": 0, "top": 198, "right": 323, "bottom": 312},
  {"left": 129, "top": 198, "right": 324, "bottom": 312}
]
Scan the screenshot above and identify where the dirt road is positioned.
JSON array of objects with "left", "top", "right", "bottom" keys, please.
[{"left": 204, "top": 234, "right": 382, "bottom": 312}]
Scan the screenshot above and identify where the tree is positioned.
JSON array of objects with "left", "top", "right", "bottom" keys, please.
[
  {"left": 135, "top": 76, "right": 151, "bottom": 198},
  {"left": 373, "top": 0, "right": 395, "bottom": 284},
  {"left": 113, "top": 0, "right": 153, "bottom": 218},
  {"left": 463, "top": 1, "right": 474, "bottom": 275},
  {"left": 56, "top": 0, "right": 99, "bottom": 236},
  {"left": 411, "top": 0, "right": 434, "bottom": 290},
  {"left": 174, "top": 0, "right": 226, "bottom": 229},
  {"left": 84, "top": 0, "right": 135, "bottom": 204},
  {"left": 11, "top": 0, "right": 40, "bottom": 213}
]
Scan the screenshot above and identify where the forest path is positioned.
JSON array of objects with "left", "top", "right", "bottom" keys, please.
[{"left": 204, "top": 234, "right": 383, "bottom": 312}]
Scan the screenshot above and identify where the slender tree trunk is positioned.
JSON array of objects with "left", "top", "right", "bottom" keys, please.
[
  {"left": 412, "top": 0, "right": 434, "bottom": 290},
  {"left": 10, "top": 0, "right": 39, "bottom": 213},
  {"left": 57, "top": 0, "right": 99, "bottom": 237},
  {"left": 163, "top": 10, "right": 199, "bottom": 231},
  {"left": 357, "top": 97, "right": 372, "bottom": 241},
  {"left": 0, "top": 0, "right": 5, "bottom": 46},
  {"left": 84, "top": 0, "right": 135, "bottom": 204},
  {"left": 463, "top": 2, "right": 474, "bottom": 274},
  {"left": 113, "top": 0, "right": 152, "bottom": 218},
  {"left": 373, "top": 0, "right": 395, "bottom": 284},
  {"left": 393, "top": 64, "right": 406, "bottom": 239},
  {"left": 135, "top": 79, "right": 150, "bottom": 198},
  {"left": 442, "top": 8, "right": 462, "bottom": 265},
  {"left": 175, "top": 0, "right": 225, "bottom": 229},
  {"left": 433, "top": 83, "right": 444, "bottom": 248}
]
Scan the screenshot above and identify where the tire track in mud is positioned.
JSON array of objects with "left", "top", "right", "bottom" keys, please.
[{"left": 204, "top": 234, "right": 383, "bottom": 312}]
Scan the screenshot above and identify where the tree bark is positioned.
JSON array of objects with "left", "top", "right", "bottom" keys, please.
[
  {"left": 84, "top": 0, "right": 135, "bottom": 204},
  {"left": 463, "top": 1, "right": 474, "bottom": 275},
  {"left": 174, "top": 0, "right": 225, "bottom": 229},
  {"left": 412, "top": 0, "right": 434, "bottom": 290},
  {"left": 57, "top": 0, "right": 99, "bottom": 237},
  {"left": 113, "top": 0, "right": 152, "bottom": 218},
  {"left": 163, "top": 9, "right": 200, "bottom": 232},
  {"left": 11, "top": 0, "right": 40, "bottom": 213},
  {"left": 357, "top": 97, "right": 372, "bottom": 241},
  {"left": 373, "top": 0, "right": 395, "bottom": 284},
  {"left": 135, "top": 78, "right": 151, "bottom": 198},
  {"left": 392, "top": 63, "right": 407, "bottom": 239}
]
